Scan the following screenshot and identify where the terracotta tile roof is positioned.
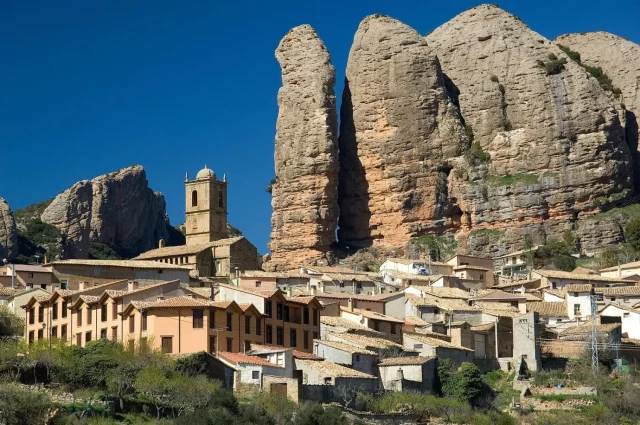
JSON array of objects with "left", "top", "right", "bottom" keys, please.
[
  {"left": 218, "top": 283, "right": 280, "bottom": 299},
  {"left": 133, "top": 237, "right": 245, "bottom": 260},
  {"left": 302, "top": 265, "right": 368, "bottom": 275},
  {"left": 406, "top": 294, "right": 474, "bottom": 311},
  {"left": 112, "top": 280, "right": 181, "bottom": 298},
  {"left": 493, "top": 279, "right": 541, "bottom": 289},
  {"left": 470, "top": 323, "right": 495, "bottom": 332},
  {"left": 527, "top": 301, "right": 568, "bottom": 318},
  {"left": 185, "top": 287, "right": 212, "bottom": 298},
  {"left": 328, "top": 332, "right": 405, "bottom": 350},
  {"left": 571, "top": 267, "right": 598, "bottom": 275},
  {"left": 385, "top": 272, "right": 444, "bottom": 282},
  {"left": 565, "top": 284, "right": 593, "bottom": 293},
  {"left": 596, "top": 286, "right": 640, "bottom": 296},
  {"left": 378, "top": 356, "right": 434, "bottom": 366},
  {"left": 404, "top": 316, "right": 430, "bottom": 326},
  {"left": 0, "top": 287, "right": 25, "bottom": 296},
  {"left": 48, "top": 259, "right": 192, "bottom": 270},
  {"left": 286, "top": 296, "right": 317, "bottom": 305},
  {"left": 296, "top": 359, "right": 376, "bottom": 378},
  {"left": 320, "top": 316, "right": 379, "bottom": 332},
  {"left": 543, "top": 288, "right": 566, "bottom": 299},
  {"left": 417, "top": 287, "right": 471, "bottom": 299},
  {"left": 453, "top": 265, "right": 490, "bottom": 271},
  {"left": 560, "top": 322, "right": 621, "bottom": 337},
  {"left": 323, "top": 272, "right": 381, "bottom": 283},
  {"left": 404, "top": 332, "right": 474, "bottom": 351},
  {"left": 143, "top": 296, "right": 219, "bottom": 309},
  {"left": 384, "top": 258, "right": 448, "bottom": 266},
  {"left": 470, "top": 290, "right": 526, "bottom": 301},
  {"left": 55, "top": 289, "right": 76, "bottom": 297},
  {"left": 78, "top": 295, "right": 99, "bottom": 304},
  {"left": 218, "top": 351, "right": 282, "bottom": 368},
  {"left": 293, "top": 350, "right": 323, "bottom": 360},
  {"left": 473, "top": 302, "right": 521, "bottom": 317},
  {"left": 7, "top": 265, "right": 52, "bottom": 273},
  {"left": 534, "top": 269, "right": 635, "bottom": 284},
  {"left": 340, "top": 306, "right": 405, "bottom": 324},
  {"left": 243, "top": 270, "right": 305, "bottom": 279},
  {"left": 35, "top": 294, "right": 52, "bottom": 302},
  {"left": 310, "top": 292, "right": 403, "bottom": 302},
  {"left": 600, "top": 261, "right": 640, "bottom": 272},
  {"left": 315, "top": 339, "right": 377, "bottom": 355}
]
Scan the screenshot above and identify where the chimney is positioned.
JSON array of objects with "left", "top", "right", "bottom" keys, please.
[
  {"left": 320, "top": 281, "right": 325, "bottom": 293},
  {"left": 159, "top": 239, "right": 166, "bottom": 248},
  {"left": 156, "top": 295, "right": 165, "bottom": 302},
  {"left": 44, "top": 254, "right": 48, "bottom": 264},
  {"left": 520, "top": 286, "right": 526, "bottom": 295},
  {"left": 128, "top": 281, "right": 139, "bottom": 292},
  {"left": 396, "top": 368, "right": 405, "bottom": 381},
  {"left": 78, "top": 281, "right": 86, "bottom": 291},
  {"left": 310, "top": 286, "right": 317, "bottom": 296},
  {"left": 286, "top": 287, "right": 293, "bottom": 298},
  {"left": 348, "top": 298, "right": 354, "bottom": 312}
]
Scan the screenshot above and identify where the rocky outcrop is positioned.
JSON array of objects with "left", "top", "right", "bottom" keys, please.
[
  {"left": 555, "top": 32, "right": 640, "bottom": 187},
  {"left": 41, "top": 166, "right": 170, "bottom": 259},
  {"left": 426, "top": 4, "right": 633, "bottom": 256},
  {"left": 0, "top": 199, "right": 17, "bottom": 260},
  {"left": 338, "top": 15, "right": 469, "bottom": 249},
  {"left": 267, "top": 25, "right": 339, "bottom": 270}
]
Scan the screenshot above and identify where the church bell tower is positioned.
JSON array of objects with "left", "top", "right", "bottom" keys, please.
[{"left": 184, "top": 165, "right": 228, "bottom": 245}]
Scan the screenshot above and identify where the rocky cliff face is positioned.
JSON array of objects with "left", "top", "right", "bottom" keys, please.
[
  {"left": 267, "top": 25, "right": 340, "bottom": 270},
  {"left": 0, "top": 199, "right": 17, "bottom": 260},
  {"left": 41, "top": 166, "right": 170, "bottom": 259},
  {"left": 338, "top": 15, "right": 469, "bottom": 249},
  {"left": 426, "top": 4, "right": 632, "bottom": 256},
  {"left": 555, "top": 32, "right": 640, "bottom": 187}
]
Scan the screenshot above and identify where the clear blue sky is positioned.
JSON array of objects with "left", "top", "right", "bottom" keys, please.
[{"left": 1, "top": 1, "right": 639, "bottom": 254}]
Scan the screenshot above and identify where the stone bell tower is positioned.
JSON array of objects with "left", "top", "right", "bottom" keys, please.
[{"left": 185, "top": 165, "right": 228, "bottom": 245}]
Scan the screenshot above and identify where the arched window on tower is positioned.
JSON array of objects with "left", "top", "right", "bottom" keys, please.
[
  {"left": 192, "top": 190, "right": 198, "bottom": 207},
  {"left": 218, "top": 190, "right": 223, "bottom": 208}
]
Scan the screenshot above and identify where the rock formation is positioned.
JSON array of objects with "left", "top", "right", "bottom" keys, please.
[
  {"left": 0, "top": 199, "right": 17, "bottom": 260},
  {"left": 41, "top": 166, "right": 170, "bottom": 259},
  {"left": 267, "top": 25, "right": 339, "bottom": 270},
  {"left": 555, "top": 32, "right": 640, "bottom": 187},
  {"left": 426, "top": 4, "right": 632, "bottom": 256},
  {"left": 338, "top": 15, "right": 469, "bottom": 249}
]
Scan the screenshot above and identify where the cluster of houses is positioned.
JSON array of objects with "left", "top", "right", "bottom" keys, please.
[{"left": 3, "top": 253, "right": 640, "bottom": 400}]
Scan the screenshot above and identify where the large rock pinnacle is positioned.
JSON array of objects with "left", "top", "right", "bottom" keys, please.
[
  {"left": 267, "top": 25, "right": 339, "bottom": 270},
  {"left": 338, "top": 15, "right": 469, "bottom": 250},
  {"left": 0, "top": 199, "right": 17, "bottom": 260}
]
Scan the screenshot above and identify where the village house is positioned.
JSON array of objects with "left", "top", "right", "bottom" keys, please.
[
  {"left": 595, "top": 286, "right": 640, "bottom": 307},
  {"left": 0, "top": 264, "right": 54, "bottom": 290},
  {"left": 403, "top": 332, "right": 474, "bottom": 364},
  {"left": 446, "top": 254, "right": 495, "bottom": 287},
  {"left": 527, "top": 301, "right": 570, "bottom": 331},
  {"left": 217, "top": 351, "right": 291, "bottom": 387},
  {"left": 469, "top": 290, "right": 529, "bottom": 314},
  {"left": 531, "top": 269, "right": 634, "bottom": 291},
  {"left": 378, "top": 356, "right": 436, "bottom": 392},
  {"left": 296, "top": 359, "right": 377, "bottom": 392},
  {"left": 492, "top": 279, "right": 543, "bottom": 293},
  {"left": 235, "top": 270, "right": 310, "bottom": 292},
  {"left": 313, "top": 339, "right": 378, "bottom": 375},
  {"left": 380, "top": 258, "right": 453, "bottom": 276},
  {"left": 3, "top": 287, "right": 49, "bottom": 319},
  {"left": 333, "top": 302, "right": 405, "bottom": 342},
  {"left": 600, "top": 304, "right": 640, "bottom": 340},
  {"left": 382, "top": 272, "right": 463, "bottom": 289},
  {"left": 323, "top": 331, "right": 407, "bottom": 354},
  {"left": 599, "top": 261, "right": 640, "bottom": 279},
  {"left": 320, "top": 315, "right": 384, "bottom": 338},
  {"left": 215, "top": 284, "right": 322, "bottom": 353},
  {"left": 495, "top": 247, "right": 539, "bottom": 277},
  {"left": 304, "top": 291, "right": 405, "bottom": 317}
]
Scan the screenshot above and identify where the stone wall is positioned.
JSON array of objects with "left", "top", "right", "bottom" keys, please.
[{"left": 263, "top": 375, "right": 300, "bottom": 403}]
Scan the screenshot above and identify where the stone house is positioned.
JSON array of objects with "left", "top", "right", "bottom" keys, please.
[
  {"left": 531, "top": 269, "right": 634, "bottom": 291},
  {"left": 527, "top": 301, "right": 569, "bottom": 330},
  {"left": 313, "top": 339, "right": 378, "bottom": 375},
  {"left": 404, "top": 293, "right": 479, "bottom": 324},
  {"left": 492, "top": 278, "right": 542, "bottom": 293},
  {"left": 469, "top": 322, "right": 497, "bottom": 359},
  {"left": 0, "top": 264, "right": 54, "bottom": 290},
  {"left": 296, "top": 359, "right": 377, "bottom": 391},
  {"left": 217, "top": 351, "right": 291, "bottom": 388},
  {"left": 235, "top": 270, "right": 310, "bottom": 292},
  {"left": 324, "top": 331, "right": 408, "bottom": 355},
  {"left": 380, "top": 258, "right": 453, "bottom": 276},
  {"left": 599, "top": 261, "right": 640, "bottom": 279},
  {"left": 402, "top": 332, "right": 474, "bottom": 364},
  {"left": 600, "top": 304, "right": 640, "bottom": 339},
  {"left": 215, "top": 284, "right": 322, "bottom": 353},
  {"left": 378, "top": 356, "right": 436, "bottom": 392},
  {"left": 311, "top": 292, "right": 405, "bottom": 317},
  {"left": 320, "top": 315, "right": 384, "bottom": 338},
  {"left": 45, "top": 260, "right": 192, "bottom": 289},
  {"left": 564, "top": 284, "right": 593, "bottom": 320},
  {"left": 470, "top": 290, "right": 528, "bottom": 314},
  {"left": 596, "top": 286, "right": 640, "bottom": 308},
  {"left": 337, "top": 303, "right": 405, "bottom": 342}
]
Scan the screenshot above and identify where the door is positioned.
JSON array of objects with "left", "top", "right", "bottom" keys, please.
[
  {"left": 270, "top": 383, "right": 287, "bottom": 398},
  {"left": 474, "top": 334, "right": 486, "bottom": 358}
]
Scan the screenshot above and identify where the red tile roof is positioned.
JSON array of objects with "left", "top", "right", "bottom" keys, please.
[{"left": 218, "top": 352, "right": 281, "bottom": 367}]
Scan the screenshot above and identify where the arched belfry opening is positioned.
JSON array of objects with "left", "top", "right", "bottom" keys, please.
[{"left": 192, "top": 190, "right": 198, "bottom": 207}]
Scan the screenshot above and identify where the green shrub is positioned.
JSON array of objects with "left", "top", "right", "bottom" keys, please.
[
  {"left": 548, "top": 53, "right": 558, "bottom": 60},
  {"left": 557, "top": 44, "right": 581, "bottom": 63},
  {"left": 487, "top": 173, "right": 539, "bottom": 186},
  {"left": 624, "top": 217, "right": 640, "bottom": 251},
  {"left": 545, "top": 57, "right": 568, "bottom": 75},
  {"left": 490, "top": 75, "right": 499, "bottom": 83},
  {"left": 0, "top": 383, "right": 51, "bottom": 425},
  {"left": 465, "top": 141, "right": 491, "bottom": 165}
]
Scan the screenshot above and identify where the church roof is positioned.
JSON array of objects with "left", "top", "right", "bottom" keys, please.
[
  {"left": 133, "top": 237, "right": 245, "bottom": 260},
  {"left": 196, "top": 164, "right": 216, "bottom": 180}
]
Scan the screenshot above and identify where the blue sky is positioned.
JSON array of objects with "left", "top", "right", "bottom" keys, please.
[{"left": 1, "top": 0, "right": 639, "bottom": 254}]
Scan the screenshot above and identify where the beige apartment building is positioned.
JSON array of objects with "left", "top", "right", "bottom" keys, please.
[{"left": 0, "top": 264, "right": 54, "bottom": 290}]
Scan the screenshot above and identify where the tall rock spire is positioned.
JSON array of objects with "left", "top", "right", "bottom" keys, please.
[{"left": 267, "top": 25, "right": 339, "bottom": 270}]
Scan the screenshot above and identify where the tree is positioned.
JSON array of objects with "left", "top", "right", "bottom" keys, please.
[
  {"left": 408, "top": 235, "right": 458, "bottom": 262},
  {"left": 625, "top": 217, "right": 640, "bottom": 251},
  {"left": 0, "top": 306, "right": 23, "bottom": 338},
  {"left": 438, "top": 361, "right": 485, "bottom": 407},
  {"left": 135, "top": 364, "right": 172, "bottom": 418},
  {"left": 0, "top": 383, "right": 51, "bottom": 425}
]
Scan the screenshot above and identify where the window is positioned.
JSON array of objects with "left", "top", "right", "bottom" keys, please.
[
  {"left": 101, "top": 304, "right": 107, "bottom": 322},
  {"left": 28, "top": 331, "right": 34, "bottom": 345},
  {"left": 355, "top": 354, "right": 360, "bottom": 362},
  {"left": 52, "top": 303, "right": 58, "bottom": 320},
  {"left": 356, "top": 282, "right": 362, "bottom": 290},
  {"left": 111, "top": 327, "right": 118, "bottom": 341},
  {"left": 551, "top": 282, "right": 557, "bottom": 289},
  {"left": 277, "top": 326, "right": 284, "bottom": 345},
  {"left": 193, "top": 309, "right": 204, "bottom": 328},
  {"left": 51, "top": 326, "right": 57, "bottom": 338},
  {"left": 339, "top": 281, "right": 344, "bottom": 288},
  {"left": 218, "top": 190, "right": 223, "bottom": 208},
  {"left": 87, "top": 307, "right": 92, "bottom": 325},
  {"left": 252, "top": 370, "right": 259, "bottom": 380},
  {"left": 226, "top": 313, "right": 232, "bottom": 331},
  {"left": 255, "top": 281, "right": 262, "bottom": 288},
  {"left": 61, "top": 325, "right": 67, "bottom": 340},
  {"left": 624, "top": 298, "right": 630, "bottom": 303},
  {"left": 414, "top": 344, "right": 424, "bottom": 349},
  {"left": 62, "top": 301, "right": 68, "bottom": 318},
  {"left": 276, "top": 303, "right": 283, "bottom": 320},
  {"left": 28, "top": 272, "right": 34, "bottom": 279},
  {"left": 28, "top": 307, "right": 34, "bottom": 325},
  {"left": 100, "top": 329, "right": 107, "bottom": 339},
  {"left": 26, "top": 284, "right": 33, "bottom": 289},
  {"left": 161, "top": 337, "right": 173, "bottom": 353},
  {"left": 60, "top": 280, "right": 68, "bottom": 290},
  {"left": 37, "top": 329, "right": 43, "bottom": 340},
  {"left": 128, "top": 340, "right": 135, "bottom": 351},
  {"left": 226, "top": 337, "right": 232, "bottom": 352},
  {"left": 304, "top": 330, "right": 309, "bottom": 350},
  {"left": 77, "top": 309, "right": 83, "bottom": 327},
  {"left": 290, "top": 329, "right": 297, "bottom": 347},
  {"left": 245, "top": 316, "right": 251, "bottom": 334},
  {"left": 256, "top": 317, "right": 262, "bottom": 336},
  {"left": 266, "top": 302, "right": 272, "bottom": 318},
  {"left": 324, "top": 377, "right": 332, "bottom": 385},
  {"left": 191, "top": 190, "right": 198, "bottom": 207},
  {"left": 244, "top": 340, "right": 251, "bottom": 352},
  {"left": 573, "top": 304, "right": 581, "bottom": 316},
  {"left": 112, "top": 303, "right": 117, "bottom": 320},
  {"left": 557, "top": 319, "right": 563, "bottom": 323},
  {"left": 573, "top": 292, "right": 579, "bottom": 297},
  {"left": 391, "top": 324, "right": 397, "bottom": 335},
  {"left": 372, "top": 321, "right": 379, "bottom": 331},
  {"left": 76, "top": 333, "right": 82, "bottom": 346},
  {"left": 434, "top": 308, "right": 440, "bottom": 314},
  {"left": 303, "top": 308, "right": 309, "bottom": 325},
  {"left": 313, "top": 332, "right": 319, "bottom": 340},
  {"left": 624, "top": 312, "right": 630, "bottom": 318},
  {"left": 266, "top": 325, "right": 273, "bottom": 344},
  {"left": 129, "top": 316, "right": 135, "bottom": 333},
  {"left": 611, "top": 297, "right": 617, "bottom": 301},
  {"left": 209, "top": 336, "right": 217, "bottom": 354},
  {"left": 85, "top": 331, "right": 92, "bottom": 343},
  {"left": 38, "top": 306, "right": 44, "bottom": 323},
  {"left": 312, "top": 309, "right": 318, "bottom": 327},
  {"left": 209, "top": 311, "right": 215, "bottom": 328},
  {"left": 283, "top": 305, "right": 290, "bottom": 322},
  {"left": 142, "top": 312, "right": 148, "bottom": 331},
  {"left": 40, "top": 284, "right": 47, "bottom": 289}
]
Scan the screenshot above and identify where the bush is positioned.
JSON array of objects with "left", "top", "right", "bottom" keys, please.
[
  {"left": 545, "top": 57, "right": 568, "bottom": 75},
  {"left": 0, "top": 306, "right": 24, "bottom": 337},
  {"left": 0, "top": 383, "right": 51, "bottom": 425},
  {"left": 558, "top": 44, "right": 581, "bottom": 63},
  {"left": 490, "top": 75, "right": 499, "bottom": 83},
  {"left": 465, "top": 141, "right": 491, "bottom": 165},
  {"left": 625, "top": 217, "right": 640, "bottom": 251},
  {"left": 438, "top": 361, "right": 486, "bottom": 407},
  {"left": 175, "top": 351, "right": 210, "bottom": 377}
]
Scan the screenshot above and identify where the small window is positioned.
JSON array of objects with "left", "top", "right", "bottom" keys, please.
[
  {"left": 101, "top": 304, "right": 107, "bottom": 322},
  {"left": 60, "top": 280, "right": 68, "bottom": 290},
  {"left": 129, "top": 315, "right": 135, "bottom": 333},
  {"left": 28, "top": 331, "right": 34, "bottom": 345},
  {"left": 37, "top": 329, "right": 43, "bottom": 340},
  {"left": 85, "top": 331, "right": 92, "bottom": 343},
  {"left": 161, "top": 337, "right": 173, "bottom": 353},
  {"left": 255, "top": 281, "right": 262, "bottom": 288},
  {"left": 226, "top": 337, "right": 232, "bottom": 352},
  {"left": 100, "top": 328, "right": 107, "bottom": 339},
  {"left": 414, "top": 344, "right": 423, "bottom": 349},
  {"left": 28, "top": 272, "right": 34, "bottom": 279},
  {"left": 324, "top": 377, "right": 332, "bottom": 385},
  {"left": 557, "top": 319, "right": 563, "bottom": 323},
  {"left": 339, "top": 281, "right": 345, "bottom": 288},
  {"left": 218, "top": 190, "right": 223, "bottom": 208},
  {"left": 51, "top": 326, "right": 57, "bottom": 338},
  {"left": 354, "top": 354, "right": 360, "bottom": 362},
  {"left": 266, "top": 325, "right": 273, "bottom": 344},
  {"left": 256, "top": 317, "right": 262, "bottom": 336},
  {"left": 290, "top": 328, "right": 297, "bottom": 347},
  {"left": 277, "top": 326, "right": 284, "bottom": 345},
  {"left": 142, "top": 311, "right": 148, "bottom": 331},
  {"left": 304, "top": 330, "right": 309, "bottom": 349},
  {"left": 209, "top": 311, "right": 215, "bottom": 329},
  {"left": 245, "top": 316, "right": 251, "bottom": 334},
  {"left": 191, "top": 190, "right": 198, "bottom": 207},
  {"left": 61, "top": 325, "right": 67, "bottom": 339},
  {"left": 624, "top": 312, "right": 630, "bottom": 318},
  {"left": 624, "top": 298, "right": 630, "bottom": 303},
  {"left": 226, "top": 313, "right": 232, "bottom": 331},
  {"left": 87, "top": 307, "right": 92, "bottom": 325},
  {"left": 193, "top": 309, "right": 204, "bottom": 328},
  {"left": 52, "top": 303, "right": 58, "bottom": 320},
  {"left": 611, "top": 297, "right": 617, "bottom": 301},
  {"left": 62, "top": 301, "right": 68, "bottom": 318},
  {"left": 252, "top": 370, "right": 259, "bottom": 380},
  {"left": 390, "top": 324, "right": 396, "bottom": 334},
  {"left": 40, "top": 283, "right": 46, "bottom": 289}
]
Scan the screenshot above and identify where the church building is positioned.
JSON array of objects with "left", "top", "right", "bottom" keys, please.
[{"left": 133, "top": 165, "right": 259, "bottom": 277}]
